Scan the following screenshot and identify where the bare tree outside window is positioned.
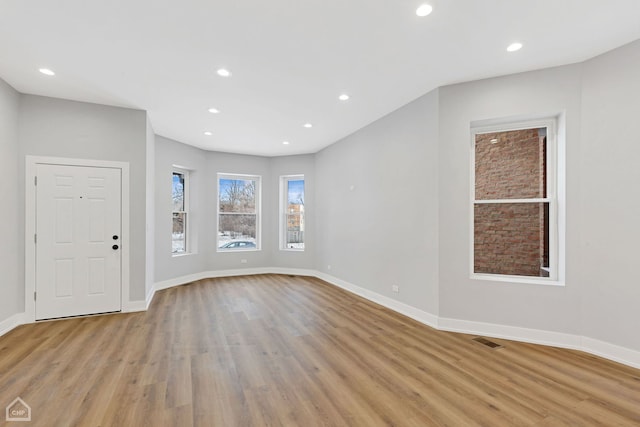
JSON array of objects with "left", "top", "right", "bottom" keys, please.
[
  {"left": 218, "top": 175, "right": 260, "bottom": 250},
  {"left": 172, "top": 171, "right": 187, "bottom": 254},
  {"left": 281, "top": 177, "right": 304, "bottom": 250}
]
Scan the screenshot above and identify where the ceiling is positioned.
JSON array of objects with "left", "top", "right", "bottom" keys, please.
[{"left": 1, "top": 1, "right": 639, "bottom": 157}]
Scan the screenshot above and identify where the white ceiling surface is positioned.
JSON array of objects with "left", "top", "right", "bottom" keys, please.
[{"left": 1, "top": 1, "right": 639, "bottom": 156}]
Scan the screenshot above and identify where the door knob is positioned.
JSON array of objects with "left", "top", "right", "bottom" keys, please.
[
  {"left": 112, "top": 245, "right": 119, "bottom": 250},
  {"left": 113, "top": 235, "right": 119, "bottom": 240}
]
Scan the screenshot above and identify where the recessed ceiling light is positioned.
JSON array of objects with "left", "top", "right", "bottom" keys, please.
[
  {"left": 507, "top": 42, "right": 523, "bottom": 52},
  {"left": 208, "top": 108, "right": 220, "bottom": 114},
  {"left": 217, "top": 68, "right": 231, "bottom": 77},
  {"left": 39, "top": 68, "right": 55, "bottom": 76},
  {"left": 204, "top": 131, "right": 213, "bottom": 136},
  {"left": 303, "top": 123, "right": 313, "bottom": 128},
  {"left": 282, "top": 141, "right": 290, "bottom": 145},
  {"left": 416, "top": 4, "right": 433, "bottom": 17},
  {"left": 338, "top": 94, "right": 350, "bottom": 101}
]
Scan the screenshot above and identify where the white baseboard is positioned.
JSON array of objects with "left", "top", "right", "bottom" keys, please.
[
  {"left": 2, "top": 268, "right": 638, "bottom": 370},
  {"left": 316, "top": 272, "right": 439, "bottom": 328},
  {"left": 148, "top": 269, "right": 640, "bottom": 369},
  {"left": 581, "top": 337, "right": 640, "bottom": 369},
  {"left": 326, "top": 275, "right": 640, "bottom": 369},
  {"left": 153, "top": 268, "right": 318, "bottom": 293},
  {"left": 145, "top": 287, "right": 156, "bottom": 310},
  {"left": 154, "top": 271, "right": 214, "bottom": 292},
  {"left": 437, "top": 317, "right": 583, "bottom": 350},
  {"left": 123, "top": 300, "right": 148, "bottom": 313},
  {"left": 439, "top": 321, "right": 640, "bottom": 369},
  {"left": 0, "top": 313, "right": 27, "bottom": 337},
  {"left": 154, "top": 268, "right": 277, "bottom": 292},
  {"left": 264, "top": 267, "right": 318, "bottom": 277}
]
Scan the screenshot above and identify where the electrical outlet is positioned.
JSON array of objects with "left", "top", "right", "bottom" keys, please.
[
  {"left": 241, "top": 259, "right": 248, "bottom": 264},
  {"left": 392, "top": 285, "right": 399, "bottom": 293}
]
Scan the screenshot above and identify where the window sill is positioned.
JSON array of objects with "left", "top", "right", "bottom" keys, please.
[
  {"left": 281, "top": 248, "right": 305, "bottom": 252},
  {"left": 471, "top": 273, "right": 564, "bottom": 287},
  {"left": 172, "top": 252, "right": 195, "bottom": 258},
  {"left": 217, "top": 248, "right": 261, "bottom": 253}
]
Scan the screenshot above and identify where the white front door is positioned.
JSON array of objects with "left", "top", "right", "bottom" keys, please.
[{"left": 35, "top": 164, "right": 122, "bottom": 320}]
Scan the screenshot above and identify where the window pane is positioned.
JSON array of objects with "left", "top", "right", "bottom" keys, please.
[
  {"left": 287, "top": 180, "right": 304, "bottom": 205},
  {"left": 285, "top": 179, "right": 304, "bottom": 249},
  {"left": 218, "top": 214, "right": 256, "bottom": 248},
  {"left": 219, "top": 179, "right": 256, "bottom": 213},
  {"left": 172, "top": 172, "right": 185, "bottom": 211},
  {"left": 172, "top": 212, "right": 186, "bottom": 253},
  {"left": 474, "top": 202, "right": 549, "bottom": 277},
  {"left": 286, "top": 214, "right": 304, "bottom": 249},
  {"left": 475, "top": 128, "right": 547, "bottom": 200}
]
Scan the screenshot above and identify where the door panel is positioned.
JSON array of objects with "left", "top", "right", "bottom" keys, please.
[
  {"left": 54, "top": 259, "right": 74, "bottom": 297},
  {"left": 36, "top": 164, "right": 122, "bottom": 320},
  {"left": 88, "top": 258, "right": 106, "bottom": 294}
]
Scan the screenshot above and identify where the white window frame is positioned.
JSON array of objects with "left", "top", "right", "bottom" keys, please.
[
  {"left": 217, "top": 173, "right": 261, "bottom": 252},
  {"left": 470, "top": 116, "right": 564, "bottom": 285},
  {"left": 172, "top": 167, "right": 190, "bottom": 256},
  {"left": 280, "top": 175, "right": 305, "bottom": 251}
]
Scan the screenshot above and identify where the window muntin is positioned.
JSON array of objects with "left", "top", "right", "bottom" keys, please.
[
  {"left": 218, "top": 174, "right": 261, "bottom": 251},
  {"left": 172, "top": 169, "right": 188, "bottom": 254},
  {"left": 472, "top": 121, "right": 557, "bottom": 280},
  {"left": 280, "top": 176, "right": 305, "bottom": 250}
]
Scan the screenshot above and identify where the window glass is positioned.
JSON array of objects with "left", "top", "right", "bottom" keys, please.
[
  {"left": 474, "top": 202, "right": 549, "bottom": 277},
  {"left": 475, "top": 128, "right": 547, "bottom": 200},
  {"left": 285, "top": 179, "right": 304, "bottom": 250},
  {"left": 473, "top": 124, "right": 555, "bottom": 279},
  {"left": 280, "top": 176, "right": 304, "bottom": 250},
  {"left": 218, "top": 176, "right": 260, "bottom": 250},
  {"left": 172, "top": 171, "right": 187, "bottom": 254}
]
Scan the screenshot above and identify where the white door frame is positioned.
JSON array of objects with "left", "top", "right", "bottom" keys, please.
[{"left": 25, "top": 156, "right": 131, "bottom": 322}]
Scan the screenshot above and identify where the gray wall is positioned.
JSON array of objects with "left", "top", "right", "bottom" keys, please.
[
  {"left": 154, "top": 138, "right": 317, "bottom": 283},
  {"left": 0, "top": 78, "right": 21, "bottom": 322},
  {"left": 155, "top": 136, "right": 210, "bottom": 283},
  {"left": 438, "top": 64, "right": 583, "bottom": 334},
  {"left": 2, "top": 39, "right": 639, "bottom": 357},
  {"left": 579, "top": 40, "right": 640, "bottom": 351},
  {"left": 206, "top": 152, "right": 274, "bottom": 271},
  {"left": 18, "top": 95, "right": 149, "bottom": 302},
  {"left": 145, "top": 118, "right": 155, "bottom": 300},
  {"left": 269, "top": 154, "right": 316, "bottom": 270},
  {"left": 314, "top": 39, "right": 640, "bottom": 353},
  {"left": 315, "top": 90, "right": 441, "bottom": 315}
]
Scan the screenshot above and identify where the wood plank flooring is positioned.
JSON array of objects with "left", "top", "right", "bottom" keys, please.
[{"left": 1, "top": 274, "right": 639, "bottom": 426}]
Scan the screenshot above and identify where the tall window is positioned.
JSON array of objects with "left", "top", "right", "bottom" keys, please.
[
  {"left": 472, "top": 119, "right": 558, "bottom": 280},
  {"left": 172, "top": 169, "right": 189, "bottom": 254},
  {"left": 218, "top": 174, "right": 261, "bottom": 251},
  {"left": 280, "top": 175, "right": 305, "bottom": 250}
]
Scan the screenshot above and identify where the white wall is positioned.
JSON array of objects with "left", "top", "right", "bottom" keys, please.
[
  {"left": 18, "top": 95, "right": 149, "bottom": 302},
  {"left": 579, "top": 40, "right": 640, "bottom": 351},
  {"left": 0, "top": 78, "right": 21, "bottom": 324},
  {"left": 315, "top": 90, "right": 440, "bottom": 315}
]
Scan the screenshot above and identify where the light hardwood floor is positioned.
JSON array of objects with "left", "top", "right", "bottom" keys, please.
[{"left": 1, "top": 274, "right": 639, "bottom": 426}]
